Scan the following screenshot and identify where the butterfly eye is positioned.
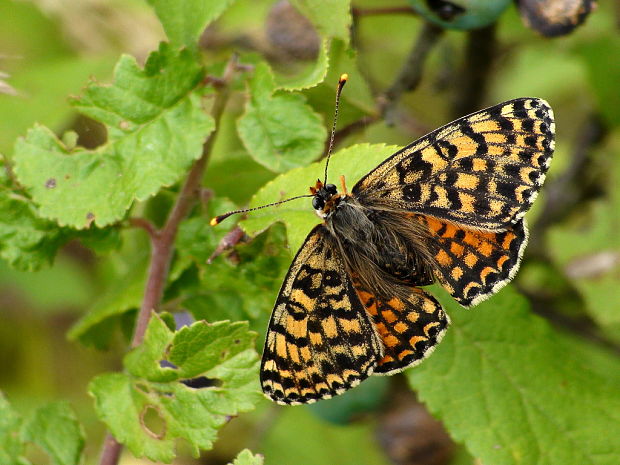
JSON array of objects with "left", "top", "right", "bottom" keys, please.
[
  {"left": 312, "top": 196, "right": 324, "bottom": 210},
  {"left": 325, "top": 184, "right": 337, "bottom": 195}
]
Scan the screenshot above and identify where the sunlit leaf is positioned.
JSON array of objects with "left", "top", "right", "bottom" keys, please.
[
  {"left": 229, "top": 449, "right": 264, "bottom": 465},
  {"left": 290, "top": 0, "right": 352, "bottom": 44},
  {"left": 146, "top": 0, "right": 238, "bottom": 47},
  {"left": 241, "top": 143, "right": 398, "bottom": 253},
  {"left": 13, "top": 43, "right": 214, "bottom": 228},
  {"left": 408, "top": 287, "right": 620, "bottom": 465},
  {"left": 89, "top": 316, "right": 261, "bottom": 462},
  {"left": 237, "top": 62, "right": 326, "bottom": 173}
]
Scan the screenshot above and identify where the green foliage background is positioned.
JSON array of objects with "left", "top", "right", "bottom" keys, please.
[{"left": 0, "top": 1, "right": 619, "bottom": 464}]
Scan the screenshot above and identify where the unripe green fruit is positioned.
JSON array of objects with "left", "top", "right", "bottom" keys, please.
[{"left": 408, "top": 0, "right": 512, "bottom": 30}]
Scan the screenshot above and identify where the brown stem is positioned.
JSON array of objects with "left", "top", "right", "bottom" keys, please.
[
  {"left": 452, "top": 24, "right": 497, "bottom": 118},
  {"left": 322, "top": 114, "right": 380, "bottom": 158},
  {"left": 98, "top": 434, "right": 123, "bottom": 465},
  {"left": 127, "top": 218, "right": 158, "bottom": 239},
  {"left": 98, "top": 56, "right": 237, "bottom": 465},
  {"left": 208, "top": 226, "right": 246, "bottom": 264},
  {"left": 381, "top": 22, "right": 444, "bottom": 124},
  {"left": 131, "top": 58, "right": 236, "bottom": 348}
]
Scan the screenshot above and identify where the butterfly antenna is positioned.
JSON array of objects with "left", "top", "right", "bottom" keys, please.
[
  {"left": 323, "top": 74, "right": 348, "bottom": 185},
  {"left": 210, "top": 194, "right": 314, "bottom": 226}
]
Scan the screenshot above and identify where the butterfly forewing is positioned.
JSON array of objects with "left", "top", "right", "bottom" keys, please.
[
  {"left": 354, "top": 282, "right": 449, "bottom": 375},
  {"left": 260, "top": 226, "right": 384, "bottom": 405},
  {"left": 353, "top": 98, "right": 555, "bottom": 230}
]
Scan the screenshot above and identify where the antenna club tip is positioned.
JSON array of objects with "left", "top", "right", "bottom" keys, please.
[
  {"left": 339, "top": 73, "right": 348, "bottom": 84},
  {"left": 211, "top": 213, "right": 234, "bottom": 226}
]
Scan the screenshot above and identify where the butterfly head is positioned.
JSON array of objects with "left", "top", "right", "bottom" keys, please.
[
  {"left": 210, "top": 75, "right": 349, "bottom": 227},
  {"left": 310, "top": 179, "right": 340, "bottom": 218}
]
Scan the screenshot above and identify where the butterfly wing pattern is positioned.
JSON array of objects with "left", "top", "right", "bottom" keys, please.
[
  {"left": 354, "top": 98, "right": 555, "bottom": 230},
  {"left": 415, "top": 215, "right": 528, "bottom": 307},
  {"left": 353, "top": 283, "right": 449, "bottom": 375},
  {"left": 260, "top": 226, "right": 384, "bottom": 404},
  {"left": 354, "top": 98, "right": 554, "bottom": 307},
  {"left": 259, "top": 98, "right": 555, "bottom": 404}
]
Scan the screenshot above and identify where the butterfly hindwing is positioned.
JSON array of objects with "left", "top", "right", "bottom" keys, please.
[
  {"left": 260, "top": 225, "right": 384, "bottom": 404},
  {"left": 353, "top": 98, "right": 555, "bottom": 230},
  {"left": 416, "top": 215, "right": 528, "bottom": 306},
  {"left": 354, "top": 282, "right": 449, "bottom": 375}
]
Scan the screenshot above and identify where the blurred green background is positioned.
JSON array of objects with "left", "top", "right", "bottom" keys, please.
[{"left": 0, "top": 0, "right": 619, "bottom": 464}]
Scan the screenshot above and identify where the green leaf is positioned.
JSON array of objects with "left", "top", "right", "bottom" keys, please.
[
  {"left": 174, "top": 197, "right": 238, "bottom": 270},
  {"left": 289, "top": 0, "right": 352, "bottom": 44},
  {"left": 237, "top": 62, "right": 326, "bottom": 173},
  {"left": 13, "top": 43, "right": 214, "bottom": 228},
  {"left": 204, "top": 149, "right": 276, "bottom": 205},
  {"left": 0, "top": 393, "right": 29, "bottom": 465},
  {"left": 0, "top": 190, "right": 68, "bottom": 271},
  {"left": 301, "top": 40, "right": 377, "bottom": 132},
  {"left": 229, "top": 449, "right": 264, "bottom": 465},
  {"left": 169, "top": 195, "right": 238, "bottom": 285},
  {"left": 241, "top": 143, "right": 398, "bottom": 253},
  {"left": 275, "top": 38, "right": 330, "bottom": 91},
  {"left": 89, "top": 315, "right": 261, "bottom": 462},
  {"left": 407, "top": 286, "right": 620, "bottom": 465},
  {"left": 182, "top": 222, "right": 290, "bottom": 325},
  {"left": 146, "top": 0, "right": 237, "bottom": 47},
  {"left": 21, "top": 402, "right": 85, "bottom": 465},
  {"left": 68, "top": 259, "right": 146, "bottom": 349}
]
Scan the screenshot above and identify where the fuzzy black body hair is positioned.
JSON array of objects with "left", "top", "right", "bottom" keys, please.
[{"left": 324, "top": 195, "right": 436, "bottom": 300}]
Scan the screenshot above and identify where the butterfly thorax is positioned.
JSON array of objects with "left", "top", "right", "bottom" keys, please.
[{"left": 312, "top": 183, "right": 436, "bottom": 299}]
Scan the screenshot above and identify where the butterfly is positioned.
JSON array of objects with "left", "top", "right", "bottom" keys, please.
[{"left": 213, "top": 85, "right": 555, "bottom": 405}]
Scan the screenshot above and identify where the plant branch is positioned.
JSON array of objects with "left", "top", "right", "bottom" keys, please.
[
  {"left": 131, "top": 57, "right": 236, "bottom": 349},
  {"left": 99, "top": 434, "right": 123, "bottom": 465},
  {"left": 127, "top": 217, "right": 158, "bottom": 239},
  {"left": 381, "top": 22, "right": 444, "bottom": 124},
  {"left": 322, "top": 114, "right": 380, "bottom": 158},
  {"left": 528, "top": 113, "right": 607, "bottom": 254},
  {"left": 519, "top": 113, "right": 617, "bottom": 354},
  {"left": 97, "top": 56, "right": 237, "bottom": 465},
  {"left": 452, "top": 24, "right": 497, "bottom": 117},
  {"left": 208, "top": 226, "right": 246, "bottom": 264}
]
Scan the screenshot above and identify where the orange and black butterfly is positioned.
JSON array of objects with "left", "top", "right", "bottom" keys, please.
[{"left": 213, "top": 77, "right": 555, "bottom": 405}]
